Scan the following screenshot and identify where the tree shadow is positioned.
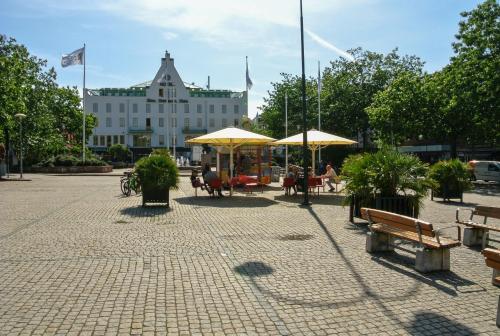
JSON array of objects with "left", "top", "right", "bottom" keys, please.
[
  {"left": 406, "top": 312, "right": 479, "bottom": 335},
  {"left": 234, "top": 261, "right": 274, "bottom": 277},
  {"left": 274, "top": 194, "right": 345, "bottom": 206},
  {"left": 119, "top": 205, "right": 171, "bottom": 217},
  {"left": 174, "top": 195, "right": 277, "bottom": 208}
]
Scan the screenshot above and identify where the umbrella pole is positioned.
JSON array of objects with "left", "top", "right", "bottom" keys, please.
[
  {"left": 312, "top": 147, "right": 316, "bottom": 177},
  {"left": 230, "top": 144, "right": 234, "bottom": 196},
  {"left": 216, "top": 148, "right": 221, "bottom": 179}
]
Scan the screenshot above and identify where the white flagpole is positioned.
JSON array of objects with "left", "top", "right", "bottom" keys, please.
[
  {"left": 285, "top": 92, "right": 288, "bottom": 176},
  {"left": 317, "top": 60, "right": 321, "bottom": 168},
  {"left": 82, "top": 43, "right": 86, "bottom": 162},
  {"left": 245, "top": 56, "right": 249, "bottom": 116}
]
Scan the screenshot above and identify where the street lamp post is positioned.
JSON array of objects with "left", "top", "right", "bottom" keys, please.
[
  {"left": 14, "top": 113, "right": 26, "bottom": 179},
  {"left": 299, "top": 0, "right": 309, "bottom": 206}
]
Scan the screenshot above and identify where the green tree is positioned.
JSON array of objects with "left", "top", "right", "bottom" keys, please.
[
  {"left": 0, "top": 36, "right": 94, "bottom": 164},
  {"left": 366, "top": 72, "right": 429, "bottom": 146},
  {"left": 321, "top": 48, "right": 424, "bottom": 148}
]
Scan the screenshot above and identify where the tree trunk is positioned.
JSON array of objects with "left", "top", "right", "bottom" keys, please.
[
  {"left": 450, "top": 139, "right": 458, "bottom": 159},
  {"left": 362, "top": 128, "right": 369, "bottom": 150}
]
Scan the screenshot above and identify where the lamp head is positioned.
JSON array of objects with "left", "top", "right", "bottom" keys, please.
[{"left": 15, "top": 113, "right": 26, "bottom": 119}]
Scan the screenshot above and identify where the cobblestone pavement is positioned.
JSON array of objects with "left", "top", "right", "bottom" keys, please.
[{"left": 0, "top": 174, "right": 499, "bottom": 335}]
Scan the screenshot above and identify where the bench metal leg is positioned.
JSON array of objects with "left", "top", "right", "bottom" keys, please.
[
  {"left": 463, "top": 227, "right": 484, "bottom": 247},
  {"left": 366, "top": 232, "right": 395, "bottom": 253},
  {"left": 492, "top": 269, "right": 500, "bottom": 287},
  {"left": 415, "top": 248, "right": 450, "bottom": 273}
]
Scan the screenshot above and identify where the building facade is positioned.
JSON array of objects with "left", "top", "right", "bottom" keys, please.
[{"left": 84, "top": 51, "right": 247, "bottom": 158}]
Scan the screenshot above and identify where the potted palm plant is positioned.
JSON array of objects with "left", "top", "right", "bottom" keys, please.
[
  {"left": 134, "top": 153, "right": 179, "bottom": 207},
  {"left": 428, "top": 159, "right": 472, "bottom": 203},
  {"left": 341, "top": 148, "right": 434, "bottom": 222}
]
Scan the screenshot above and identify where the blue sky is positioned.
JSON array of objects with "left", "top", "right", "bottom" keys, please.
[{"left": 0, "top": 0, "right": 483, "bottom": 118}]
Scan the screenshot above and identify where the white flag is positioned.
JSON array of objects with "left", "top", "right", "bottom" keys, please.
[
  {"left": 61, "top": 47, "right": 84, "bottom": 67},
  {"left": 246, "top": 57, "right": 253, "bottom": 90}
]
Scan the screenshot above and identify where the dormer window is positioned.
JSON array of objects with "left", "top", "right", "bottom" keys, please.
[{"left": 159, "top": 88, "right": 164, "bottom": 97}]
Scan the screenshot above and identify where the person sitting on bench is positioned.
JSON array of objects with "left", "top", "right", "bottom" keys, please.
[
  {"left": 190, "top": 169, "right": 205, "bottom": 190},
  {"left": 202, "top": 164, "right": 224, "bottom": 197},
  {"left": 321, "top": 165, "right": 338, "bottom": 192}
]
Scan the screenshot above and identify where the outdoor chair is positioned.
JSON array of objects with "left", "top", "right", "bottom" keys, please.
[{"left": 282, "top": 177, "right": 296, "bottom": 195}]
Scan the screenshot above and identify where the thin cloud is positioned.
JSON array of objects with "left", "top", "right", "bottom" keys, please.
[{"left": 305, "top": 29, "right": 355, "bottom": 61}]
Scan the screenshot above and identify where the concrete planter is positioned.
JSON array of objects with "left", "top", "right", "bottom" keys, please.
[{"left": 31, "top": 165, "right": 113, "bottom": 174}]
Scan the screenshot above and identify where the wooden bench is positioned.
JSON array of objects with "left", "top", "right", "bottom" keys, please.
[
  {"left": 456, "top": 206, "right": 500, "bottom": 248},
  {"left": 361, "top": 208, "right": 461, "bottom": 272},
  {"left": 481, "top": 248, "right": 500, "bottom": 327}
]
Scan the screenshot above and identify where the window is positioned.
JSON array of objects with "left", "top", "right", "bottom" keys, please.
[
  {"left": 209, "top": 105, "right": 214, "bottom": 113},
  {"left": 209, "top": 119, "right": 215, "bottom": 127},
  {"left": 234, "top": 105, "right": 239, "bottom": 114},
  {"left": 106, "top": 117, "right": 112, "bottom": 127},
  {"left": 234, "top": 119, "right": 239, "bottom": 126},
  {"left": 106, "top": 135, "right": 112, "bottom": 147},
  {"left": 113, "top": 135, "right": 118, "bottom": 144},
  {"left": 119, "top": 117, "right": 125, "bottom": 127},
  {"left": 146, "top": 118, "right": 151, "bottom": 129},
  {"left": 488, "top": 164, "right": 500, "bottom": 172},
  {"left": 197, "top": 118, "right": 202, "bottom": 128},
  {"left": 146, "top": 103, "right": 151, "bottom": 113},
  {"left": 120, "top": 135, "right": 125, "bottom": 144},
  {"left": 172, "top": 118, "right": 177, "bottom": 128},
  {"left": 132, "top": 103, "right": 138, "bottom": 113},
  {"left": 100, "top": 135, "right": 105, "bottom": 146},
  {"left": 106, "top": 103, "right": 111, "bottom": 113},
  {"left": 132, "top": 118, "right": 138, "bottom": 127},
  {"left": 92, "top": 103, "right": 98, "bottom": 113},
  {"left": 95, "top": 117, "right": 99, "bottom": 127},
  {"left": 159, "top": 88, "right": 164, "bottom": 97},
  {"left": 222, "top": 118, "right": 227, "bottom": 127},
  {"left": 119, "top": 103, "right": 125, "bottom": 113},
  {"left": 197, "top": 104, "right": 202, "bottom": 113},
  {"left": 159, "top": 135, "right": 165, "bottom": 146},
  {"left": 184, "top": 104, "right": 189, "bottom": 113},
  {"left": 159, "top": 118, "right": 164, "bottom": 127},
  {"left": 93, "top": 135, "right": 98, "bottom": 146},
  {"left": 184, "top": 118, "right": 190, "bottom": 129},
  {"left": 159, "top": 104, "right": 164, "bottom": 113},
  {"left": 173, "top": 104, "right": 177, "bottom": 114},
  {"left": 172, "top": 88, "right": 177, "bottom": 98},
  {"left": 222, "top": 105, "right": 227, "bottom": 114}
]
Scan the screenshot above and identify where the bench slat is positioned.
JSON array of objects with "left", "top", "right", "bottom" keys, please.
[
  {"left": 475, "top": 206, "right": 500, "bottom": 220},
  {"left": 464, "top": 222, "right": 500, "bottom": 232},
  {"left": 483, "top": 248, "right": 500, "bottom": 263},
  {"left": 361, "top": 208, "right": 434, "bottom": 237},
  {"left": 371, "top": 224, "right": 461, "bottom": 249}
]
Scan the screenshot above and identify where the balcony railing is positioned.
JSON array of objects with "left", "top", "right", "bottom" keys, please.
[{"left": 128, "top": 127, "right": 153, "bottom": 134}]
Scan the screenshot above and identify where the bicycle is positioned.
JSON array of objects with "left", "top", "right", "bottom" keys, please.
[{"left": 120, "top": 171, "right": 141, "bottom": 196}]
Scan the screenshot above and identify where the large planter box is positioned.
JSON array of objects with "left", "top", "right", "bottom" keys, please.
[
  {"left": 31, "top": 165, "right": 113, "bottom": 174},
  {"left": 349, "top": 195, "right": 419, "bottom": 222},
  {"left": 142, "top": 187, "right": 170, "bottom": 207},
  {"left": 431, "top": 184, "right": 463, "bottom": 202}
]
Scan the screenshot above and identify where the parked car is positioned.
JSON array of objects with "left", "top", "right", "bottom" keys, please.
[{"left": 468, "top": 160, "right": 500, "bottom": 182}]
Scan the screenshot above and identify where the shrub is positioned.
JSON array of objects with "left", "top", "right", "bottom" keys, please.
[
  {"left": 135, "top": 154, "right": 179, "bottom": 190},
  {"left": 341, "top": 147, "right": 434, "bottom": 207},
  {"left": 34, "top": 154, "right": 107, "bottom": 167},
  {"left": 428, "top": 159, "right": 472, "bottom": 193},
  {"left": 108, "top": 144, "right": 130, "bottom": 162}
]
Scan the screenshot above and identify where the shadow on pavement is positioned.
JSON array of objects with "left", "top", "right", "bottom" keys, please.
[
  {"left": 406, "top": 312, "right": 479, "bottom": 335},
  {"left": 174, "top": 195, "right": 277, "bottom": 208},
  {"left": 234, "top": 261, "right": 274, "bottom": 277},
  {"left": 119, "top": 205, "right": 171, "bottom": 217},
  {"left": 468, "top": 182, "right": 500, "bottom": 197},
  {"left": 274, "top": 194, "right": 345, "bottom": 206}
]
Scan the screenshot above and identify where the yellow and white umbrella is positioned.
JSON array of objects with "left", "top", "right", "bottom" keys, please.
[
  {"left": 273, "top": 129, "right": 356, "bottom": 174},
  {"left": 186, "top": 127, "right": 275, "bottom": 194}
]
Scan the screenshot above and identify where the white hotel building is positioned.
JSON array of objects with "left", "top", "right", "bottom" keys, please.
[{"left": 84, "top": 51, "right": 247, "bottom": 158}]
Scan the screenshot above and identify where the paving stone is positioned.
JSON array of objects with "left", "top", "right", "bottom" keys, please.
[{"left": 0, "top": 174, "right": 499, "bottom": 335}]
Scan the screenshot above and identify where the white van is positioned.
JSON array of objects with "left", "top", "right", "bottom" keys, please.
[{"left": 469, "top": 161, "right": 500, "bottom": 182}]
